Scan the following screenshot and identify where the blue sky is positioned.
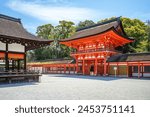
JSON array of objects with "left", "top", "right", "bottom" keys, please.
[{"left": 0, "top": 0, "right": 150, "bottom": 34}]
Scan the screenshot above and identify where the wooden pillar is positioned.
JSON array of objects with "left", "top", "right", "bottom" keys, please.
[
  {"left": 117, "top": 62, "right": 119, "bottom": 76},
  {"left": 104, "top": 58, "right": 107, "bottom": 76},
  {"left": 107, "top": 62, "right": 110, "bottom": 76},
  {"left": 131, "top": 65, "right": 133, "bottom": 77},
  {"left": 126, "top": 62, "right": 129, "bottom": 78},
  {"left": 69, "top": 64, "right": 70, "bottom": 74},
  {"left": 94, "top": 57, "right": 98, "bottom": 76},
  {"left": 12, "top": 60, "right": 15, "bottom": 71},
  {"left": 5, "top": 43, "right": 9, "bottom": 71},
  {"left": 64, "top": 65, "right": 66, "bottom": 74},
  {"left": 24, "top": 47, "right": 26, "bottom": 71},
  {"left": 76, "top": 57, "right": 78, "bottom": 74},
  {"left": 141, "top": 64, "right": 144, "bottom": 77},
  {"left": 56, "top": 66, "right": 58, "bottom": 74},
  {"left": 82, "top": 59, "right": 85, "bottom": 75},
  {"left": 138, "top": 63, "right": 140, "bottom": 78},
  {"left": 52, "top": 66, "right": 54, "bottom": 73},
  {"left": 17, "top": 59, "right": 20, "bottom": 71},
  {"left": 74, "top": 64, "right": 76, "bottom": 74}
]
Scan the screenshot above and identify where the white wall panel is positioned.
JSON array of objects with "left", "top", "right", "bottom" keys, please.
[
  {"left": 8, "top": 43, "right": 25, "bottom": 52},
  {"left": 0, "top": 41, "right": 6, "bottom": 51}
]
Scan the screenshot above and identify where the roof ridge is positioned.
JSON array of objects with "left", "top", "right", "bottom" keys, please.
[
  {"left": 76, "top": 16, "right": 121, "bottom": 32},
  {"left": 0, "top": 14, "right": 21, "bottom": 23},
  {"left": 125, "top": 52, "right": 150, "bottom": 55}
]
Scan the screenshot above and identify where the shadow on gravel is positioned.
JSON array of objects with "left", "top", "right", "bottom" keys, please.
[
  {"left": 44, "top": 74, "right": 150, "bottom": 81},
  {"left": 45, "top": 74, "right": 120, "bottom": 81},
  {"left": 0, "top": 82, "right": 38, "bottom": 88}
]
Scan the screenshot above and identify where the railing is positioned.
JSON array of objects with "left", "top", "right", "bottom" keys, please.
[
  {"left": 0, "top": 70, "right": 41, "bottom": 84},
  {"left": 0, "top": 70, "right": 39, "bottom": 75},
  {"left": 71, "top": 48, "right": 120, "bottom": 54}
]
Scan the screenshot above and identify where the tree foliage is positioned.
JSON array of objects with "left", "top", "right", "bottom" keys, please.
[
  {"left": 36, "top": 24, "right": 54, "bottom": 39},
  {"left": 27, "top": 20, "right": 75, "bottom": 61},
  {"left": 121, "top": 17, "right": 148, "bottom": 53},
  {"left": 97, "top": 17, "right": 116, "bottom": 23},
  {"left": 76, "top": 20, "right": 95, "bottom": 30}
]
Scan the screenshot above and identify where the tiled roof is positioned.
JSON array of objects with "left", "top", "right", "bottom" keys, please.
[
  {"left": 28, "top": 59, "right": 75, "bottom": 65},
  {"left": 0, "top": 14, "right": 52, "bottom": 50},
  {"left": 60, "top": 17, "right": 132, "bottom": 41},
  {"left": 107, "top": 53, "right": 150, "bottom": 62}
]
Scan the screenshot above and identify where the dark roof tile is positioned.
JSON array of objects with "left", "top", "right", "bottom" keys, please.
[
  {"left": 0, "top": 14, "right": 52, "bottom": 50},
  {"left": 107, "top": 53, "right": 150, "bottom": 62},
  {"left": 61, "top": 17, "right": 128, "bottom": 41}
]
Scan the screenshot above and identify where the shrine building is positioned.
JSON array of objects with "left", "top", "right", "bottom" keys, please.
[
  {"left": 27, "top": 17, "right": 150, "bottom": 78},
  {"left": 0, "top": 14, "right": 52, "bottom": 83}
]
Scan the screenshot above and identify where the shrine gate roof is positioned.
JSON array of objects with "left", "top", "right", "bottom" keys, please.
[
  {"left": 60, "top": 17, "right": 134, "bottom": 48},
  {"left": 60, "top": 17, "right": 133, "bottom": 42}
]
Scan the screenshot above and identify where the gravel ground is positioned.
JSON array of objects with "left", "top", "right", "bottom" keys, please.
[{"left": 0, "top": 74, "right": 150, "bottom": 100}]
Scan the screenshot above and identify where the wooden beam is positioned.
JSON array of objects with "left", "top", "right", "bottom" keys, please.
[
  {"left": 94, "top": 57, "right": 98, "bottom": 76},
  {"left": 103, "top": 58, "right": 107, "bottom": 76},
  {"left": 138, "top": 63, "right": 140, "bottom": 78},
  {"left": 5, "top": 43, "right": 9, "bottom": 71},
  {"left": 82, "top": 58, "right": 85, "bottom": 75},
  {"left": 24, "top": 47, "right": 26, "bottom": 71}
]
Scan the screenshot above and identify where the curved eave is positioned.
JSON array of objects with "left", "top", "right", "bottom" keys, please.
[
  {"left": 0, "top": 34, "right": 53, "bottom": 51},
  {"left": 60, "top": 27, "right": 133, "bottom": 42},
  {"left": 60, "top": 27, "right": 134, "bottom": 47},
  {"left": 111, "top": 27, "right": 134, "bottom": 42}
]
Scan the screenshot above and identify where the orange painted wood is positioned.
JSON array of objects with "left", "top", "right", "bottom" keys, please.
[
  {"left": 61, "top": 30, "right": 133, "bottom": 49},
  {"left": 94, "top": 58, "right": 98, "bottom": 75},
  {"left": 138, "top": 63, "right": 140, "bottom": 78},
  {"left": 8, "top": 53, "right": 24, "bottom": 59},
  {"left": 0, "top": 52, "right": 5, "bottom": 58},
  {"left": 103, "top": 58, "right": 107, "bottom": 76},
  {"left": 82, "top": 59, "right": 85, "bottom": 75}
]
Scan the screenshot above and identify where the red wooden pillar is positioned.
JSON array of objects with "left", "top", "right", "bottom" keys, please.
[
  {"left": 69, "top": 64, "right": 70, "bottom": 74},
  {"left": 126, "top": 62, "right": 129, "bottom": 78},
  {"left": 64, "top": 65, "right": 66, "bottom": 74},
  {"left": 53, "top": 66, "right": 54, "bottom": 73},
  {"left": 104, "top": 58, "right": 107, "bottom": 76},
  {"left": 82, "top": 58, "right": 85, "bottom": 75},
  {"left": 51, "top": 66, "right": 53, "bottom": 73},
  {"left": 74, "top": 64, "right": 76, "bottom": 74},
  {"left": 107, "top": 62, "right": 110, "bottom": 76},
  {"left": 117, "top": 62, "right": 119, "bottom": 76},
  {"left": 57, "top": 65, "right": 60, "bottom": 73},
  {"left": 60, "top": 66, "right": 62, "bottom": 74},
  {"left": 76, "top": 57, "right": 78, "bottom": 74},
  {"left": 141, "top": 64, "right": 144, "bottom": 77},
  {"left": 138, "top": 63, "right": 140, "bottom": 78},
  {"left": 94, "top": 57, "right": 98, "bottom": 76}
]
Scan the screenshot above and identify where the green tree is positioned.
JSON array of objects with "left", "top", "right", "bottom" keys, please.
[
  {"left": 28, "top": 21, "right": 75, "bottom": 61},
  {"left": 76, "top": 20, "right": 95, "bottom": 30},
  {"left": 135, "top": 40, "right": 149, "bottom": 52},
  {"left": 97, "top": 17, "right": 116, "bottom": 23},
  {"left": 36, "top": 24, "right": 54, "bottom": 39},
  {"left": 53, "top": 20, "right": 75, "bottom": 58},
  {"left": 121, "top": 17, "right": 148, "bottom": 53},
  {"left": 146, "top": 20, "right": 150, "bottom": 51}
]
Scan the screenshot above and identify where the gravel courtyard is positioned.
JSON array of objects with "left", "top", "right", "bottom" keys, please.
[{"left": 0, "top": 74, "right": 150, "bottom": 100}]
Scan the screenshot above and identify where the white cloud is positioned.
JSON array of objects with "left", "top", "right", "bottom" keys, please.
[{"left": 7, "top": 0, "right": 98, "bottom": 24}]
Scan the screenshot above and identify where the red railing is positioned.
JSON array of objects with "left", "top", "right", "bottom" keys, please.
[{"left": 71, "top": 48, "right": 119, "bottom": 54}]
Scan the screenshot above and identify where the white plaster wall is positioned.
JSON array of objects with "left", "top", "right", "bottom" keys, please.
[
  {"left": 8, "top": 43, "right": 25, "bottom": 52},
  {"left": 0, "top": 41, "right": 6, "bottom": 51}
]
